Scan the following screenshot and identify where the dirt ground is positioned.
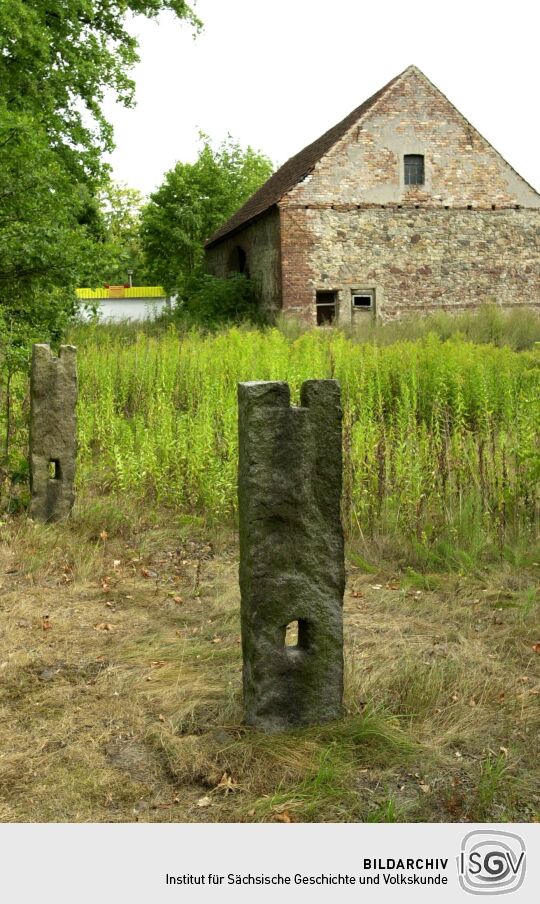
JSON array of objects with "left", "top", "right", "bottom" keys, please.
[{"left": 1, "top": 509, "right": 539, "bottom": 823}]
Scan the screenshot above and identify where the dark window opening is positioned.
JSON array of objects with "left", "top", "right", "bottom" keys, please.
[
  {"left": 316, "top": 291, "right": 337, "bottom": 325},
  {"left": 352, "top": 290, "right": 375, "bottom": 315},
  {"left": 352, "top": 294, "right": 373, "bottom": 309},
  {"left": 404, "top": 154, "right": 425, "bottom": 186},
  {"left": 283, "top": 619, "right": 310, "bottom": 650},
  {"left": 227, "top": 246, "right": 248, "bottom": 275},
  {"left": 48, "top": 459, "right": 61, "bottom": 481}
]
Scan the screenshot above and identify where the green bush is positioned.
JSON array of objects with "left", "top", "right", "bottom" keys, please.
[{"left": 177, "top": 273, "right": 262, "bottom": 326}]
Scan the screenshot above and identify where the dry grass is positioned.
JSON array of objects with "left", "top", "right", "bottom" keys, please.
[{"left": 1, "top": 494, "right": 539, "bottom": 823}]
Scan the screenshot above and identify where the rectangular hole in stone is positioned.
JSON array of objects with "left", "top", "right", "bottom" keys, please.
[
  {"left": 48, "top": 459, "right": 61, "bottom": 481},
  {"left": 284, "top": 619, "right": 309, "bottom": 650}
]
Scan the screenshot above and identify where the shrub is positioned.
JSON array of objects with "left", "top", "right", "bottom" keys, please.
[{"left": 176, "top": 273, "right": 262, "bottom": 326}]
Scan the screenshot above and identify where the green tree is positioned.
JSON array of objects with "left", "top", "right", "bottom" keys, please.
[
  {"left": 98, "top": 181, "right": 149, "bottom": 285},
  {"left": 0, "top": 0, "right": 200, "bottom": 337},
  {"left": 0, "top": 0, "right": 200, "bottom": 476},
  {"left": 141, "top": 134, "right": 273, "bottom": 293}
]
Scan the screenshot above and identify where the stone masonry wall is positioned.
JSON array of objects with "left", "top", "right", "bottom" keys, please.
[
  {"left": 280, "top": 207, "right": 540, "bottom": 322},
  {"left": 205, "top": 208, "right": 281, "bottom": 314},
  {"left": 207, "top": 68, "right": 540, "bottom": 321},
  {"left": 279, "top": 67, "right": 540, "bottom": 320}
]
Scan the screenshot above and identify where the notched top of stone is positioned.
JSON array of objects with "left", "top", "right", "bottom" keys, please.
[
  {"left": 301, "top": 379, "right": 341, "bottom": 403},
  {"left": 238, "top": 381, "right": 291, "bottom": 407},
  {"left": 33, "top": 343, "right": 77, "bottom": 361},
  {"left": 239, "top": 379, "right": 341, "bottom": 411}
]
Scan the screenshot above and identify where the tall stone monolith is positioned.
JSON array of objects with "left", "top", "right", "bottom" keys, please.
[
  {"left": 29, "top": 344, "right": 77, "bottom": 522},
  {"left": 238, "top": 379, "right": 345, "bottom": 732}
]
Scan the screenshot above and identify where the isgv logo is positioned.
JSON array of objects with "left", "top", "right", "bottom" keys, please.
[{"left": 458, "top": 830, "right": 526, "bottom": 895}]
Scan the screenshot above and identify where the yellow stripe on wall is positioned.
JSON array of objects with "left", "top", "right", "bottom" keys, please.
[{"left": 76, "top": 286, "right": 167, "bottom": 299}]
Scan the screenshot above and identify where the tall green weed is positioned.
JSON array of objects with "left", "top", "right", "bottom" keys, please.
[{"left": 69, "top": 325, "right": 539, "bottom": 563}]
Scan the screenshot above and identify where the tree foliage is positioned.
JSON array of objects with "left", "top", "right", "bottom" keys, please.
[
  {"left": 0, "top": 0, "right": 200, "bottom": 476},
  {"left": 141, "top": 134, "right": 273, "bottom": 293},
  {"left": 0, "top": 0, "right": 200, "bottom": 347},
  {"left": 98, "top": 182, "right": 149, "bottom": 285},
  {"left": 1, "top": 1, "right": 201, "bottom": 184}
]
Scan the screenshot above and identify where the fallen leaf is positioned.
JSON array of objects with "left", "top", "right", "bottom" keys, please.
[
  {"left": 419, "top": 783, "right": 431, "bottom": 793},
  {"left": 532, "top": 642, "right": 540, "bottom": 654},
  {"left": 196, "top": 796, "right": 212, "bottom": 808},
  {"left": 211, "top": 636, "right": 222, "bottom": 644},
  {"left": 274, "top": 810, "right": 293, "bottom": 823},
  {"left": 101, "top": 577, "right": 110, "bottom": 592},
  {"left": 350, "top": 590, "right": 363, "bottom": 599},
  {"left": 99, "top": 530, "right": 108, "bottom": 541},
  {"left": 41, "top": 615, "right": 52, "bottom": 631},
  {"left": 213, "top": 772, "right": 239, "bottom": 795},
  {"left": 113, "top": 559, "right": 121, "bottom": 568},
  {"left": 370, "top": 584, "right": 383, "bottom": 591},
  {"left": 173, "top": 596, "right": 183, "bottom": 605},
  {"left": 94, "top": 622, "right": 116, "bottom": 632},
  {"left": 141, "top": 567, "right": 151, "bottom": 578},
  {"left": 149, "top": 660, "right": 166, "bottom": 668}
]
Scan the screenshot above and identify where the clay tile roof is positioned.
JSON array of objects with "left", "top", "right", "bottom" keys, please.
[{"left": 205, "top": 66, "right": 410, "bottom": 248}]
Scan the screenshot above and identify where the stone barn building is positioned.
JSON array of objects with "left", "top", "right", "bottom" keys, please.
[{"left": 204, "top": 65, "right": 540, "bottom": 324}]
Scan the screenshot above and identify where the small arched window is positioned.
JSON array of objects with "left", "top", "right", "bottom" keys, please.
[{"left": 404, "top": 154, "right": 425, "bottom": 185}]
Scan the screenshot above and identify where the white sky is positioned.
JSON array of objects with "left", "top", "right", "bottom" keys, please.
[{"left": 102, "top": 0, "right": 540, "bottom": 198}]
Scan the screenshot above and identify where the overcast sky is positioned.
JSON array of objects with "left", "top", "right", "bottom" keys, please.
[{"left": 102, "top": 0, "right": 540, "bottom": 197}]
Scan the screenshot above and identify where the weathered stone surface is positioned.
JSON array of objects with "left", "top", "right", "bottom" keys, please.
[
  {"left": 29, "top": 344, "right": 77, "bottom": 522},
  {"left": 238, "top": 379, "right": 345, "bottom": 732}
]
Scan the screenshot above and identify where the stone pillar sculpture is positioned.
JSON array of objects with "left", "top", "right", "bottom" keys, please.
[
  {"left": 29, "top": 344, "right": 77, "bottom": 522},
  {"left": 238, "top": 379, "right": 345, "bottom": 732}
]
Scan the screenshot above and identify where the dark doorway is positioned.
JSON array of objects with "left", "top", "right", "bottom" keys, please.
[
  {"left": 227, "top": 246, "right": 248, "bottom": 275},
  {"left": 315, "top": 291, "right": 337, "bottom": 325}
]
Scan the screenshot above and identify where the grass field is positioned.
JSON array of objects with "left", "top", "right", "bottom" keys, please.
[{"left": 0, "top": 312, "right": 539, "bottom": 822}]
